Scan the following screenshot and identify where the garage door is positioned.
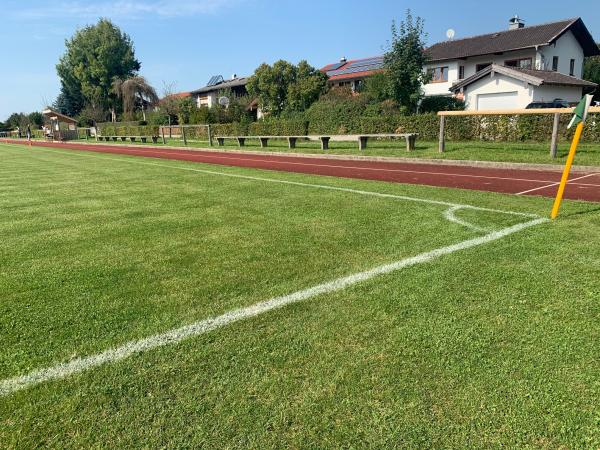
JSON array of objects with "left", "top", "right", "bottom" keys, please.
[{"left": 476, "top": 91, "right": 518, "bottom": 110}]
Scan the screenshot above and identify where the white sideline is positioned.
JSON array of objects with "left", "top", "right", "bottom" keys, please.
[
  {"left": 0, "top": 143, "right": 538, "bottom": 219},
  {"left": 0, "top": 217, "right": 547, "bottom": 396}
]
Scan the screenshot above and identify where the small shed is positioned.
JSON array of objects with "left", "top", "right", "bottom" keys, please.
[{"left": 42, "top": 108, "right": 78, "bottom": 140}]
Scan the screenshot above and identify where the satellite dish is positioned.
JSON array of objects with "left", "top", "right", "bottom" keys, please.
[
  {"left": 446, "top": 28, "right": 455, "bottom": 40},
  {"left": 218, "top": 96, "right": 230, "bottom": 107}
]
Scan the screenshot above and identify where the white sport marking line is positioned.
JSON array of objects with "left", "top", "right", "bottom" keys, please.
[
  {"left": 443, "top": 206, "right": 489, "bottom": 233},
  {"left": 49, "top": 144, "right": 578, "bottom": 185},
  {"left": 0, "top": 142, "right": 539, "bottom": 220},
  {"left": 0, "top": 217, "right": 548, "bottom": 397},
  {"left": 515, "top": 172, "right": 599, "bottom": 195},
  {"left": 0, "top": 140, "right": 583, "bottom": 186}
]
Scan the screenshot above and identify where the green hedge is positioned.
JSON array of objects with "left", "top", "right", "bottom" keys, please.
[
  {"left": 248, "top": 119, "right": 308, "bottom": 136},
  {"left": 98, "top": 113, "right": 600, "bottom": 143},
  {"left": 99, "top": 124, "right": 159, "bottom": 137},
  {"left": 211, "top": 123, "right": 249, "bottom": 136}
]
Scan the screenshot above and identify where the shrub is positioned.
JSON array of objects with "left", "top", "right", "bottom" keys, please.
[
  {"left": 420, "top": 96, "right": 466, "bottom": 113},
  {"left": 249, "top": 119, "right": 308, "bottom": 136},
  {"left": 211, "top": 122, "right": 249, "bottom": 136}
]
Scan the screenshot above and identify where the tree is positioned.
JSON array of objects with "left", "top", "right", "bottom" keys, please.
[
  {"left": 4, "top": 113, "right": 27, "bottom": 129},
  {"left": 177, "top": 97, "right": 196, "bottom": 125},
  {"left": 112, "top": 76, "right": 159, "bottom": 121},
  {"left": 286, "top": 61, "right": 328, "bottom": 112},
  {"left": 583, "top": 43, "right": 600, "bottom": 101},
  {"left": 247, "top": 60, "right": 326, "bottom": 116},
  {"left": 28, "top": 112, "right": 44, "bottom": 128},
  {"left": 159, "top": 82, "right": 181, "bottom": 126},
  {"left": 56, "top": 19, "right": 140, "bottom": 116},
  {"left": 54, "top": 83, "right": 85, "bottom": 117},
  {"left": 384, "top": 10, "right": 430, "bottom": 113},
  {"left": 362, "top": 72, "right": 390, "bottom": 102}
]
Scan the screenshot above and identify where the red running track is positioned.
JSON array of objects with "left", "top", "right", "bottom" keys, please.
[{"left": 2, "top": 139, "right": 600, "bottom": 202}]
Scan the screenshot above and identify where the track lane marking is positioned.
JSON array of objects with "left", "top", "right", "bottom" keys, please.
[
  {"left": 5, "top": 140, "right": 598, "bottom": 187},
  {"left": 515, "top": 173, "right": 599, "bottom": 195}
]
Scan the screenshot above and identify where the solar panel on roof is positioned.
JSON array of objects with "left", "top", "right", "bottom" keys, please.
[
  {"left": 207, "top": 75, "right": 224, "bottom": 86},
  {"left": 328, "top": 61, "right": 384, "bottom": 77},
  {"left": 328, "top": 62, "right": 346, "bottom": 71}
]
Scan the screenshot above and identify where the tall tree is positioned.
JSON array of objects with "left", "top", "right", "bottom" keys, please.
[
  {"left": 247, "top": 60, "right": 326, "bottom": 116},
  {"left": 159, "top": 82, "right": 181, "bottom": 126},
  {"left": 583, "top": 43, "right": 600, "bottom": 101},
  {"left": 286, "top": 61, "right": 328, "bottom": 112},
  {"left": 56, "top": 19, "right": 140, "bottom": 116},
  {"left": 112, "top": 76, "right": 159, "bottom": 121},
  {"left": 53, "top": 84, "right": 85, "bottom": 117},
  {"left": 384, "top": 11, "right": 430, "bottom": 113}
]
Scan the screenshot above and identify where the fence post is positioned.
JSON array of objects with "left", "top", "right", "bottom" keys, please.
[
  {"left": 438, "top": 115, "right": 445, "bottom": 153},
  {"left": 161, "top": 126, "right": 166, "bottom": 145},
  {"left": 182, "top": 126, "right": 187, "bottom": 146},
  {"left": 207, "top": 124, "right": 213, "bottom": 146},
  {"left": 550, "top": 113, "right": 560, "bottom": 158}
]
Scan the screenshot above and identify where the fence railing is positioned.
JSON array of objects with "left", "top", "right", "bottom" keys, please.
[{"left": 437, "top": 106, "right": 600, "bottom": 157}]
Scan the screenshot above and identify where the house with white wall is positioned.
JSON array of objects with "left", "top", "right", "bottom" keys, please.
[
  {"left": 424, "top": 17, "right": 599, "bottom": 110},
  {"left": 320, "top": 16, "right": 598, "bottom": 110},
  {"left": 190, "top": 75, "right": 250, "bottom": 109}
]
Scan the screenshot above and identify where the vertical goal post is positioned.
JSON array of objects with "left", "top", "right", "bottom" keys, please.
[{"left": 437, "top": 106, "right": 600, "bottom": 156}]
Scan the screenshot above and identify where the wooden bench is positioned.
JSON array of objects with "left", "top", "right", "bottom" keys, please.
[
  {"left": 355, "top": 133, "right": 418, "bottom": 151},
  {"left": 215, "top": 133, "right": 419, "bottom": 151},
  {"left": 99, "top": 136, "right": 159, "bottom": 143}
]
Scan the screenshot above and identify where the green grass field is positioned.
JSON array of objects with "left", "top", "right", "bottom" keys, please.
[
  {"left": 75, "top": 136, "right": 600, "bottom": 166},
  {"left": 1, "top": 142, "right": 599, "bottom": 448}
]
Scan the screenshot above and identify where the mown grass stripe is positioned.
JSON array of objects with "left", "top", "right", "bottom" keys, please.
[{"left": 0, "top": 217, "right": 547, "bottom": 396}]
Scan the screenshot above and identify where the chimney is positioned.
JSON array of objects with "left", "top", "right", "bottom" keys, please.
[
  {"left": 340, "top": 57, "right": 347, "bottom": 63},
  {"left": 508, "top": 15, "right": 525, "bottom": 30}
]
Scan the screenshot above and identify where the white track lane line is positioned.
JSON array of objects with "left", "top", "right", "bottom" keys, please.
[
  {"left": 4, "top": 140, "right": 600, "bottom": 187},
  {"left": 82, "top": 147, "right": 577, "bottom": 184},
  {"left": 515, "top": 172, "right": 599, "bottom": 195},
  {"left": 0, "top": 143, "right": 539, "bottom": 218},
  {"left": 0, "top": 217, "right": 547, "bottom": 397}
]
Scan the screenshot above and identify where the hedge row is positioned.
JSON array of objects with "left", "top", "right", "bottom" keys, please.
[
  {"left": 100, "top": 113, "right": 600, "bottom": 143},
  {"left": 100, "top": 125, "right": 159, "bottom": 136},
  {"left": 248, "top": 119, "right": 308, "bottom": 136}
]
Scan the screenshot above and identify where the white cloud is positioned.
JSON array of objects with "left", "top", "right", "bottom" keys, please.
[{"left": 14, "top": 0, "right": 241, "bottom": 20}]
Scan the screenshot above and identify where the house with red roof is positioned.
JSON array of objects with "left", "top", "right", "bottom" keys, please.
[
  {"left": 321, "top": 16, "right": 598, "bottom": 110},
  {"left": 321, "top": 56, "right": 384, "bottom": 92}
]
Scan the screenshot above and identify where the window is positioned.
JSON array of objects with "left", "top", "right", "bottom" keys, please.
[
  {"left": 505, "top": 58, "right": 532, "bottom": 69},
  {"left": 476, "top": 63, "right": 492, "bottom": 72},
  {"left": 569, "top": 59, "right": 575, "bottom": 76},
  {"left": 552, "top": 56, "right": 559, "bottom": 72},
  {"left": 427, "top": 66, "right": 449, "bottom": 83},
  {"left": 459, "top": 65, "right": 465, "bottom": 80}
]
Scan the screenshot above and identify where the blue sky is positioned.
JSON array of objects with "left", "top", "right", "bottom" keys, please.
[{"left": 1, "top": 0, "right": 599, "bottom": 120}]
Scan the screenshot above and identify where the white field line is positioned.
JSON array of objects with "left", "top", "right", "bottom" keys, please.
[
  {"left": 3, "top": 140, "right": 600, "bottom": 187},
  {"left": 35, "top": 144, "right": 581, "bottom": 185},
  {"left": 515, "top": 172, "right": 599, "bottom": 195},
  {"left": 443, "top": 206, "right": 489, "bottom": 233},
  {"left": 0, "top": 143, "right": 539, "bottom": 220},
  {"left": 0, "top": 217, "right": 548, "bottom": 397}
]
